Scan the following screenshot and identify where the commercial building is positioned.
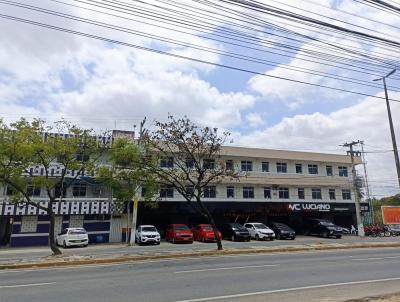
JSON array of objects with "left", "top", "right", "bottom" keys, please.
[{"left": 0, "top": 143, "right": 366, "bottom": 247}]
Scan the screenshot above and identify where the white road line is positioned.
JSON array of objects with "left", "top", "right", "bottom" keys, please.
[
  {"left": 353, "top": 255, "right": 400, "bottom": 261},
  {"left": 0, "top": 282, "right": 55, "bottom": 289},
  {"left": 172, "top": 277, "right": 400, "bottom": 302},
  {"left": 175, "top": 264, "right": 279, "bottom": 274}
]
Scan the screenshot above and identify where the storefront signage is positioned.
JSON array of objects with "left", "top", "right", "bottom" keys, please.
[
  {"left": 0, "top": 201, "right": 111, "bottom": 216},
  {"left": 382, "top": 206, "right": 400, "bottom": 224},
  {"left": 288, "top": 203, "right": 331, "bottom": 212}
]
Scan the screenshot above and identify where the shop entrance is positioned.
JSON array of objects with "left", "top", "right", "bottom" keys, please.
[{"left": 0, "top": 217, "right": 12, "bottom": 247}]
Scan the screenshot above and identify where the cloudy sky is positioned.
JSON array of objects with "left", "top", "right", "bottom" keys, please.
[{"left": 0, "top": 0, "right": 399, "bottom": 197}]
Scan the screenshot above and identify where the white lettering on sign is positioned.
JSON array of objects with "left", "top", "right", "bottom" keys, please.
[{"left": 288, "top": 203, "right": 331, "bottom": 212}]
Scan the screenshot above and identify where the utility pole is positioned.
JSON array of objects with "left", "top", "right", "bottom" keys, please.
[
  {"left": 360, "top": 141, "right": 373, "bottom": 224},
  {"left": 343, "top": 141, "right": 365, "bottom": 236},
  {"left": 373, "top": 69, "right": 400, "bottom": 188},
  {"left": 129, "top": 117, "right": 146, "bottom": 246}
]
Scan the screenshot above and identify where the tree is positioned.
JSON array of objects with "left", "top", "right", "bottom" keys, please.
[
  {"left": 143, "top": 116, "right": 238, "bottom": 250},
  {"left": 97, "top": 137, "right": 159, "bottom": 245},
  {"left": 0, "top": 119, "right": 104, "bottom": 255}
]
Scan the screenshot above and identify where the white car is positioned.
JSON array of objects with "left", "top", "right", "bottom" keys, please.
[
  {"left": 244, "top": 223, "right": 275, "bottom": 241},
  {"left": 56, "top": 227, "right": 89, "bottom": 248},
  {"left": 135, "top": 225, "right": 161, "bottom": 245}
]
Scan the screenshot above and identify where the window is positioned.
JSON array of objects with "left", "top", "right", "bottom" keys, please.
[
  {"left": 141, "top": 187, "right": 146, "bottom": 197},
  {"left": 185, "top": 185, "right": 194, "bottom": 195},
  {"left": 279, "top": 188, "right": 289, "bottom": 199},
  {"left": 264, "top": 187, "right": 271, "bottom": 199},
  {"left": 203, "top": 159, "right": 215, "bottom": 170},
  {"left": 308, "top": 164, "right": 318, "bottom": 174},
  {"left": 160, "top": 157, "right": 174, "bottom": 168},
  {"left": 241, "top": 161, "right": 253, "bottom": 172},
  {"left": 298, "top": 188, "right": 305, "bottom": 199},
  {"left": 54, "top": 184, "right": 66, "bottom": 198},
  {"left": 339, "top": 166, "right": 348, "bottom": 177},
  {"left": 203, "top": 186, "right": 216, "bottom": 198},
  {"left": 76, "top": 153, "right": 89, "bottom": 162},
  {"left": 160, "top": 186, "right": 174, "bottom": 198},
  {"left": 312, "top": 188, "right": 322, "bottom": 199},
  {"left": 329, "top": 189, "right": 336, "bottom": 200},
  {"left": 261, "top": 161, "right": 269, "bottom": 172},
  {"left": 27, "top": 185, "right": 41, "bottom": 197},
  {"left": 6, "top": 186, "right": 15, "bottom": 196},
  {"left": 227, "top": 186, "right": 235, "bottom": 198},
  {"left": 185, "top": 158, "right": 194, "bottom": 169},
  {"left": 326, "top": 165, "right": 333, "bottom": 176},
  {"left": 276, "top": 163, "right": 287, "bottom": 173},
  {"left": 296, "top": 164, "right": 303, "bottom": 174},
  {"left": 342, "top": 189, "right": 352, "bottom": 200},
  {"left": 243, "top": 187, "right": 254, "bottom": 199},
  {"left": 73, "top": 183, "right": 86, "bottom": 197},
  {"left": 226, "top": 160, "right": 234, "bottom": 171}
]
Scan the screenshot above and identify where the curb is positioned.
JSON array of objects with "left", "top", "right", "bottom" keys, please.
[{"left": 1, "top": 242, "right": 400, "bottom": 270}]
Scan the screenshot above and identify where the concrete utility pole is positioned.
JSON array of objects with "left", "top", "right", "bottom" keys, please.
[
  {"left": 360, "top": 141, "right": 374, "bottom": 224},
  {"left": 373, "top": 69, "right": 400, "bottom": 188},
  {"left": 129, "top": 117, "right": 146, "bottom": 246},
  {"left": 343, "top": 141, "right": 365, "bottom": 236}
]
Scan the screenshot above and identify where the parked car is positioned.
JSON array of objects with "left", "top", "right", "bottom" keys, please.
[
  {"left": 165, "top": 224, "right": 193, "bottom": 244},
  {"left": 244, "top": 223, "right": 275, "bottom": 241},
  {"left": 56, "top": 227, "right": 89, "bottom": 248},
  {"left": 220, "top": 223, "right": 251, "bottom": 242},
  {"left": 135, "top": 225, "right": 161, "bottom": 245},
  {"left": 268, "top": 222, "right": 296, "bottom": 240},
  {"left": 192, "top": 224, "right": 222, "bottom": 242},
  {"left": 387, "top": 224, "right": 400, "bottom": 236},
  {"left": 304, "top": 219, "right": 343, "bottom": 239}
]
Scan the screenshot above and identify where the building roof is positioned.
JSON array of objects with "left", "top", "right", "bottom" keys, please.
[{"left": 220, "top": 146, "right": 361, "bottom": 164}]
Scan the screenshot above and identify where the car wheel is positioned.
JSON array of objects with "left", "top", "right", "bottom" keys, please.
[
  {"left": 336, "top": 235, "right": 342, "bottom": 239},
  {"left": 156, "top": 242, "right": 160, "bottom": 245},
  {"left": 202, "top": 236, "right": 205, "bottom": 243},
  {"left": 291, "top": 237, "right": 296, "bottom": 240},
  {"left": 63, "top": 241, "right": 67, "bottom": 248},
  {"left": 270, "top": 238, "right": 274, "bottom": 241},
  {"left": 255, "top": 234, "right": 260, "bottom": 241},
  {"left": 277, "top": 234, "right": 281, "bottom": 240},
  {"left": 323, "top": 231, "right": 329, "bottom": 238},
  {"left": 231, "top": 235, "right": 235, "bottom": 241},
  {"left": 172, "top": 237, "right": 176, "bottom": 244}
]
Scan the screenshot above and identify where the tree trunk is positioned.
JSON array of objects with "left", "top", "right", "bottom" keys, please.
[
  {"left": 196, "top": 199, "right": 223, "bottom": 250},
  {"left": 48, "top": 200, "right": 62, "bottom": 255}
]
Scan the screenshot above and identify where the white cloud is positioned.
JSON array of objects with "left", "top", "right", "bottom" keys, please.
[{"left": 246, "top": 112, "right": 266, "bottom": 128}]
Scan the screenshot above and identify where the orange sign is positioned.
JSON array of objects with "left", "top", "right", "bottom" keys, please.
[{"left": 382, "top": 206, "right": 400, "bottom": 224}]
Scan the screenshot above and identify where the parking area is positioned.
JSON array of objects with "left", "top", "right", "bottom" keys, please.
[{"left": 1, "top": 235, "right": 399, "bottom": 264}]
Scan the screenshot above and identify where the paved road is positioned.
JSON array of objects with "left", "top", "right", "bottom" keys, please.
[
  {"left": 1, "top": 235, "right": 399, "bottom": 263},
  {"left": 1, "top": 248, "right": 400, "bottom": 302}
]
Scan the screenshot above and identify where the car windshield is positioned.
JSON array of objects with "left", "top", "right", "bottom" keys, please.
[
  {"left": 142, "top": 227, "right": 157, "bottom": 232},
  {"left": 253, "top": 223, "right": 268, "bottom": 229},
  {"left": 69, "top": 230, "right": 86, "bottom": 235},
  {"left": 275, "top": 223, "right": 290, "bottom": 230},
  {"left": 202, "top": 226, "right": 213, "bottom": 231},
  {"left": 320, "top": 221, "right": 335, "bottom": 226},
  {"left": 230, "top": 223, "right": 245, "bottom": 230},
  {"left": 174, "top": 226, "right": 189, "bottom": 230}
]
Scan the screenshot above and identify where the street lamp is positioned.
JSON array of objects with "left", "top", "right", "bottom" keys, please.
[{"left": 373, "top": 69, "right": 400, "bottom": 188}]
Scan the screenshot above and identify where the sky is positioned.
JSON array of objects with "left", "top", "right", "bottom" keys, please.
[{"left": 0, "top": 0, "right": 399, "bottom": 198}]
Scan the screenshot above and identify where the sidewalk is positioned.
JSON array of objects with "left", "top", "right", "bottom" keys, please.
[{"left": 1, "top": 236, "right": 400, "bottom": 270}]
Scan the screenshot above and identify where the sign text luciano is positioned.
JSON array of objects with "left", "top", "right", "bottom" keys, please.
[{"left": 288, "top": 203, "right": 331, "bottom": 212}]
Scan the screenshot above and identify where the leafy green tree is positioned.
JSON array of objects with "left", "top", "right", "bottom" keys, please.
[
  {"left": 0, "top": 119, "right": 104, "bottom": 255},
  {"left": 97, "top": 137, "right": 159, "bottom": 245},
  {"left": 143, "top": 116, "right": 239, "bottom": 250}
]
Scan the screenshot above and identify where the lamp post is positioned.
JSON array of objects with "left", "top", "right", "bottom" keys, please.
[{"left": 373, "top": 69, "right": 400, "bottom": 188}]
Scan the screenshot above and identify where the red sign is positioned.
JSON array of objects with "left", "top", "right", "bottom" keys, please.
[{"left": 382, "top": 206, "right": 400, "bottom": 224}]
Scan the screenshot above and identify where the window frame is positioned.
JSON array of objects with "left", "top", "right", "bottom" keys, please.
[
  {"left": 326, "top": 165, "right": 333, "bottom": 176},
  {"left": 298, "top": 188, "right": 305, "bottom": 200},
  {"left": 226, "top": 186, "right": 235, "bottom": 198},
  {"left": 329, "top": 188, "right": 336, "bottom": 200},
  {"left": 308, "top": 164, "right": 319, "bottom": 175},
  {"left": 311, "top": 188, "right": 322, "bottom": 200},
  {"left": 72, "top": 183, "right": 87, "bottom": 197},
  {"left": 342, "top": 189, "right": 352, "bottom": 200},
  {"left": 339, "top": 166, "right": 348, "bottom": 177},
  {"left": 241, "top": 161, "right": 253, "bottom": 172},
  {"left": 160, "top": 186, "right": 174, "bottom": 198},
  {"left": 203, "top": 186, "right": 216, "bottom": 198},
  {"left": 264, "top": 187, "right": 271, "bottom": 199},
  {"left": 278, "top": 188, "right": 289, "bottom": 199},
  {"left": 160, "top": 157, "right": 174, "bottom": 168},
  {"left": 276, "top": 162, "right": 287, "bottom": 173},
  {"left": 243, "top": 186, "right": 255, "bottom": 199},
  {"left": 261, "top": 161, "right": 269, "bottom": 172},
  {"left": 295, "top": 164, "right": 303, "bottom": 174}
]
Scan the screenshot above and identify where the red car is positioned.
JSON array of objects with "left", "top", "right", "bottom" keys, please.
[
  {"left": 165, "top": 224, "right": 193, "bottom": 244},
  {"left": 192, "top": 224, "right": 222, "bottom": 242}
]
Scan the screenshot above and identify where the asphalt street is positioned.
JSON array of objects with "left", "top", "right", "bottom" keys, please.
[
  {"left": 1, "top": 248, "right": 400, "bottom": 302},
  {"left": 1, "top": 235, "right": 399, "bottom": 263}
]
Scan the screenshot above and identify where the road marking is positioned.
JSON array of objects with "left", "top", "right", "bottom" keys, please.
[
  {"left": 353, "top": 255, "right": 400, "bottom": 261},
  {"left": 0, "top": 282, "right": 55, "bottom": 289},
  {"left": 172, "top": 277, "right": 400, "bottom": 302},
  {"left": 175, "top": 264, "right": 279, "bottom": 274}
]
